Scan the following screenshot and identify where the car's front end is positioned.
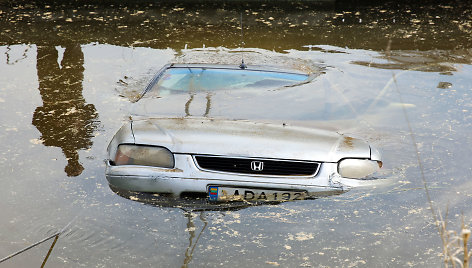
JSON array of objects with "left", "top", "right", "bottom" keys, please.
[{"left": 105, "top": 117, "right": 382, "bottom": 202}]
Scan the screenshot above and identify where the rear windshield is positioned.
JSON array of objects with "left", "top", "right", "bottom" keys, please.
[{"left": 147, "top": 67, "right": 309, "bottom": 96}]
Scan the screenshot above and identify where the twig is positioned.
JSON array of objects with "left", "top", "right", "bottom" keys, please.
[
  {"left": 0, "top": 232, "right": 60, "bottom": 264},
  {"left": 41, "top": 234, "right": 59, "bottom": 268},
  {"left": 0, "top": 216, "right": 76, "bottom": 264}
]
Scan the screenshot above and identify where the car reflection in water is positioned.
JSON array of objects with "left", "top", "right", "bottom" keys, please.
[
  {"left": 110, "top": 181, "right": 343, "bottom": 268},
  {"left": 32, "top": 44, "right": 98, "bottom": 177},
  {"left": 110, "top": 185, "right": 344, "bottom": 211}
]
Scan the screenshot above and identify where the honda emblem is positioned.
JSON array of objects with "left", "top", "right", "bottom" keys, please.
[{"left": 250, "top": 161, "right": 264, "bottom": 171}]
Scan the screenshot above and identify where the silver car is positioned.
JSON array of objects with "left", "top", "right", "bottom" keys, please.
[{"left": 106, "top": 64, "right": 382, "bottom": 202}]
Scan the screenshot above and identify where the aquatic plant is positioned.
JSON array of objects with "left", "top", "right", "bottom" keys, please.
[{"left": 437, "top": 211, "right": 472, "bottom": 268}]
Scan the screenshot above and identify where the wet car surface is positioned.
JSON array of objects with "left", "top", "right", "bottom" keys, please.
[
  {"left": 106, "top": 64, "right": 382, "bottom": 201},
  {"left": 1, "top": 1, "right": 472, "bottom": 267}
]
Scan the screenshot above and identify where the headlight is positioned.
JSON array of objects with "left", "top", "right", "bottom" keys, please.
[
  {"left": 338, "top": 159, "right": 382, "bottom": 179},
  {"left": 114, "top": 144, "right": 174, "bottom": 168}
]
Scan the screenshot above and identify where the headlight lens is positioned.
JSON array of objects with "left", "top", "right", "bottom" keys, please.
[
  {"left": 114, "top": 144, "right": 174, "bottom": 168},
  {"left": 338, "top": 159, "right": 382, "bottom": 179}
]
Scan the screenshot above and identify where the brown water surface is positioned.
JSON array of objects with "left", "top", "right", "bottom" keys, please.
[{"left": 1, "top": 1, "right": 472, "bottom": 267}]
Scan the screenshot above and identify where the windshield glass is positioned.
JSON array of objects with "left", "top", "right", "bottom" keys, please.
[{"left": 147, "top": 67, "right": 309, "bottom": 96}]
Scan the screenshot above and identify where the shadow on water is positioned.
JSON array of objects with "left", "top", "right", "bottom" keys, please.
[{"left": 32, "top": 44, "right": 98, "bottom": 177}]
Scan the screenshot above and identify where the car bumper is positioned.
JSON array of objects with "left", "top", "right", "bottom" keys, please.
[{"left": 105, "top": 154, "right": 349, "bottom": 198}]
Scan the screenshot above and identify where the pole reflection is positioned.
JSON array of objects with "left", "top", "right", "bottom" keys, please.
[
  {"left": 182, "top": 211, "right": 208, "bottom": 268},
  {"left": 32, "top": 44, "right": 98, "bottom": 177},
  {"left": 184, "top": 92, "right": 213, "bottom": 117}
]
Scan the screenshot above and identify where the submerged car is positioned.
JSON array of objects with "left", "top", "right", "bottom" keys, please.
[{"left": 105, "top": 63, "right": 382, "bottom": 202}]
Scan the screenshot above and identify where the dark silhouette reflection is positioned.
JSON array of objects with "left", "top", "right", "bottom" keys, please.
[
  {"left": 182, "top": 211, "right": 208, "bottom": 268},
  {"left": 32, "top": 45, "right": 98, "bottom": 177}
]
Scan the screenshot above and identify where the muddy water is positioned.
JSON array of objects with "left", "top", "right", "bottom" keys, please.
[{"left": 1, "top": 1, "right": 471, "bottom": 267}]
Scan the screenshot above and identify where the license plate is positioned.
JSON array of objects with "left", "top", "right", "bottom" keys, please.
[{"left": 207, "top": 186, "right": 306, "bottom": 202}]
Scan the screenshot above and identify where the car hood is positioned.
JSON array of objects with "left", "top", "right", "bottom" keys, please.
[{"left": 131, "top": 118, "right": 371, "bottom": 162}]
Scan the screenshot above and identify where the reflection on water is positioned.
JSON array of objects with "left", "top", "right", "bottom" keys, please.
[
  {"left": 109, "top": 185, "right": 345, "bottom": 213},
  {"left": 182, "top": 211, "right": 208, "bottom": 268},
  {"left": 110, "top": 185, "right": 263, "bottom": 211},
  {"left": 1, "top": 1, "right": 471, "bottom": 52},
  {"left": 4, "top": 45, "right": 31, "bottom": 65},
  {"left": 1, "top": 1, "right": 472, "bottom": 267},
  {"left": 352, "top": 49, "right": 472, "bottom": 73},
  {"left": 32, "top": 44, "right": 98, "bottom": 176}
]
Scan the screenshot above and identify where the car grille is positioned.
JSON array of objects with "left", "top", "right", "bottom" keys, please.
[{"left": 194, "top": 155, "right": 320, "bottom": 176}]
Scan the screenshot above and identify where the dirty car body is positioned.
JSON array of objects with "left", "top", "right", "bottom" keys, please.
[{"left": 105, "top": 64, "right": 382, "bottom": 202}]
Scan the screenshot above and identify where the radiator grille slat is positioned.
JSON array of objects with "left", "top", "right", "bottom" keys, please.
[{"left": 194, "top": 156, "right": 320, "bottom": 176}]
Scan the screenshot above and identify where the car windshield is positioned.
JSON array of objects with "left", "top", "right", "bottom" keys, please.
[{"left": 147, "top": 67, "right": 309, "bottom": 96}]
